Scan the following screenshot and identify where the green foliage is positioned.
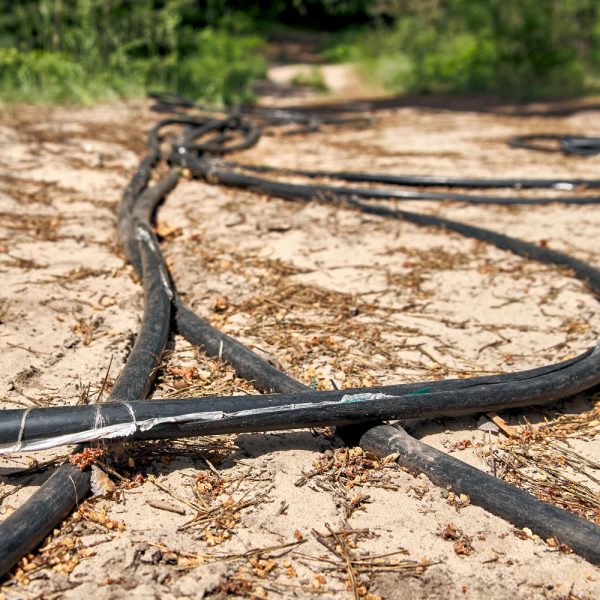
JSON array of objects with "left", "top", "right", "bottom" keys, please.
[
  {"left": 0, "top": 0, "right": 266, "bottom": 105},
  {"left": 333, "top": 0, "right": 600, "bottom": 97},
  {"left": 3, "top": 0, "right": 597, "bottom": 104},
  {"left": 175, "top": 30, "right": 266, "bottom": 105}
]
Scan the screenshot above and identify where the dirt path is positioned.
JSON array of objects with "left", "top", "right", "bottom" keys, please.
[
  {"left": 0, "top": 92, "right": 599, "bottom": 599},
  {"left": 260, "top": 32, "right": 385, "bottom": 104}
]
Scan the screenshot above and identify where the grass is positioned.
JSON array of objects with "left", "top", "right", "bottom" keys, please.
[
  {"left": 0, "top": 35, "right": 267, "bottom": 106},
  {"left": 0, "top": 1, "right": 267, "bottom": 107}
]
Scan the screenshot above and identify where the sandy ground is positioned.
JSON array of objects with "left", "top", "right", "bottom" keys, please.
[{"left": 0, "top": 90, "right": 600, "bottom": 600}]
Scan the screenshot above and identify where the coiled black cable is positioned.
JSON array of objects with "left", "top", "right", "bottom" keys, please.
[{"left": 1, "top": 101, "right": 600, "bottom": 578}]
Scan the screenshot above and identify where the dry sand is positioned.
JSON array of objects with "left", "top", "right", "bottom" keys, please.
[{"left": 0, "top": 94, "right": 599, "bottom": 599}]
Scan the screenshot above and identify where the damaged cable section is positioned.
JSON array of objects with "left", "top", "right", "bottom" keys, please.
[{"left": 2, "top": 346, "right": 600, "bottom": 453}]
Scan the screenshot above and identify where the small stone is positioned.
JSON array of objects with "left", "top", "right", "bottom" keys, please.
[{"left": 477, "top": 416, "right": 499, "bottom": 433}]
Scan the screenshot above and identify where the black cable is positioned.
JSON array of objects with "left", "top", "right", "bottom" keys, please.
[
  {"left": 510, "top": 134, "right": 600, "bottom": 156},
  {"left": 357, "top": 424, "right": 600, "bottom": 565},
  {"left": 186, "top": 159, "right": 600, "bottom": 205},
  {"left": 9, "top": 146, "right": 600, "bottom": 445},
  {"left": 147, "top": 91, "right": 196, "bottom": 109},
  {"left": 180, "top": 116, "right": 261, "bottom": 154},
  {"left": 180, "top": 158, "right": 600, "bottom": 294},
  {"left": 2, "top": 106, "right": 600, "bottom": 577},
  {"left": 169, "top": 301, "right": 600, "bottom": 565},
  {"left": 170, "top": 147, "right": 600, "bottom": 563},
  {"left": 3, "top": 346, "right": 600, "bottom": 448},
  {"left": 217, "top": 160, "right": 600, "bottom": 189},
  {"left": 0, "top": 230, "right": 172, "bottom": 576},
  {"left": 147, "top": 92, "right": 373, "bottom": 132},
  {"left": 0, "top": 112, "right": 262, "bottom": 576},
  {"left": 0, "top": 462, "right": 90, "bottom": 578}
]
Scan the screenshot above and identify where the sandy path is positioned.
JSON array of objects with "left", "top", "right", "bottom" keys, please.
[{"left": 0, "top": 97, "right": 599, "bottom": 599}]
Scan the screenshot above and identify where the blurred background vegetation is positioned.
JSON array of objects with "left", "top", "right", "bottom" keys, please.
[{"left": 0, "top": 0, "right": 599, "bottom": 105}]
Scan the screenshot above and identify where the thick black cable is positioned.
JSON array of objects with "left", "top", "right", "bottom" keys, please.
[
  {"left": 181, "top": 117, "right": 261, "bottom": 154},
  {"left": 2, "top": 109, "right": 600, "bottom": 576},
  {"left": 147, "top": 91, "right": 196, "bottom": 110},
  {"left": 146, "top": 92, "right": 373, "bottom": 132},
  {"left": 172, "top": 257, "right": 600, "bottom": 565},
  {"left": 110, "top": 225, "right": 172, "bottom": 401},
  {"left": 169, "top": 265, "right": 600, "bottom": 566},
  {"left": 0, "top": 224, "right": 171, "bottom": 577},
  {"left": 3, "top": 346, "right": 600, "bottom": 447},
  {"left": 0, "top": 341, "right": 573, "bottom": 442},
  {"left": 0, "top": 114, "right": 260, "bottom": 576},
  {"left": 0, "top": 463, "right": 90, "bottom": 578},
  {"left": 358, "top": 424, "right": 600, "bottom": 565}
]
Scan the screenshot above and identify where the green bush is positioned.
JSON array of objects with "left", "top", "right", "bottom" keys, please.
[
  {"left": 0, "top": 0, "right": 266, "bottom": 105},
  {"left": 0, "top": 47, "right": 146, "bottom": 103},
  {"left": 175, "top": 30, "right": 266, "bottom": 106},
  {"left": 333, "top": 0, "right": 600, "bottom": 98}
]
